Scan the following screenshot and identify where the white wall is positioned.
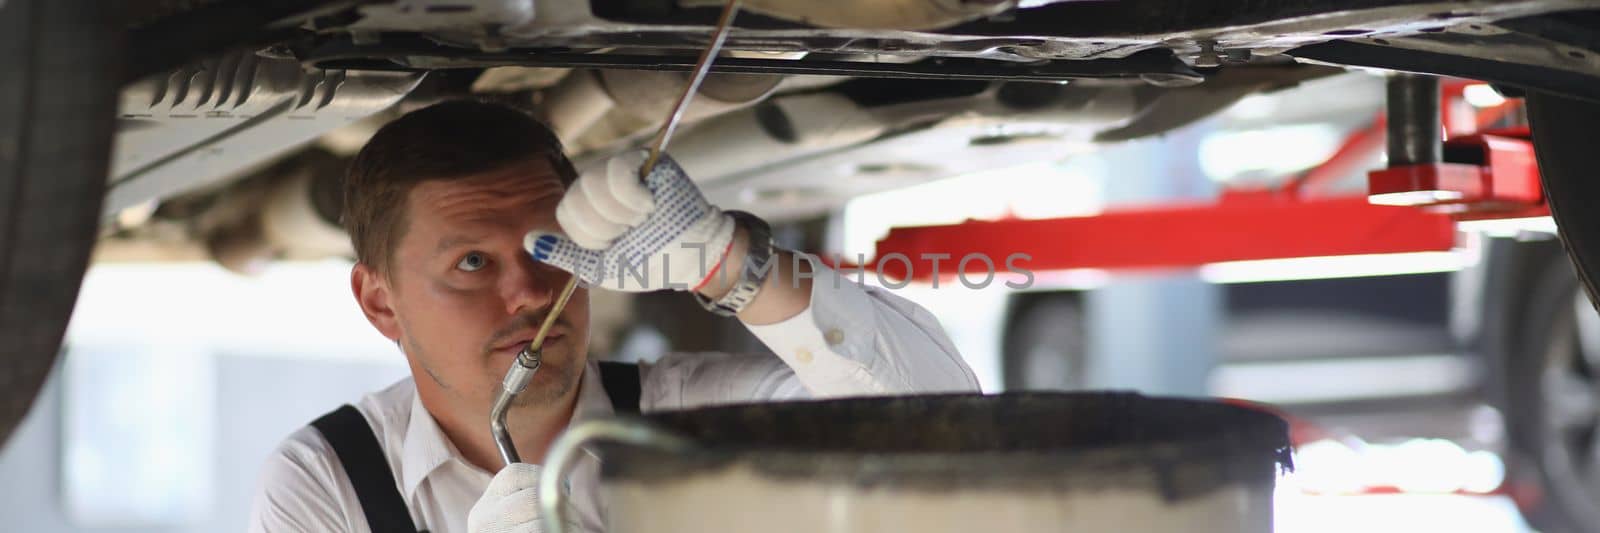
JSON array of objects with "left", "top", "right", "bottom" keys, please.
[{"left": 0, "top": 262, "right": 409, "bottom": 532}]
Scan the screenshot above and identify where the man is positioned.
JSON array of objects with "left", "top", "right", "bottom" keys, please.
[{"left": 247, "top": 100, "right": 979, "bottom": 533}]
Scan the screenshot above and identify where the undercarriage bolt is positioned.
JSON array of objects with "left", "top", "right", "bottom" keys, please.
[{"left": 1195, "top": 41, "right": 1222, "bottom": 68}]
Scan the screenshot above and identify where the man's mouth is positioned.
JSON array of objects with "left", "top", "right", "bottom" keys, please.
[{"left": 493, "top": 330, "right": 565, "bottom": 355}]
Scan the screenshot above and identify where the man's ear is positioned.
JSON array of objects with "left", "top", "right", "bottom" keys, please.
[{"left": 352, "top": 263, "right": 402, "bottom": 341}]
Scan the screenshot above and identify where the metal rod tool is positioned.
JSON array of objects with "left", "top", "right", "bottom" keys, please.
[{"left": 489, "top": 0, "right": 743, "bottom": 467}]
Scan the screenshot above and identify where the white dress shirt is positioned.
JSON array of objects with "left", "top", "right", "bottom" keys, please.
[{"left": 247, "top": 266, "right": 980, "bottom": 533}]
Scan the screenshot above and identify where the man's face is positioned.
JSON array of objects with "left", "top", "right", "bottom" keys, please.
[{"left": 358, "top": 158, "right": 590, "bottom": 412}]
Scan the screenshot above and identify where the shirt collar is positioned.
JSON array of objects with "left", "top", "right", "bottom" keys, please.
[
  {"left": 399, "top": 386, "right": 458, "bottom": 496},
  {"left": 399, "top": 360, "right": 617, "bottom": 494}
]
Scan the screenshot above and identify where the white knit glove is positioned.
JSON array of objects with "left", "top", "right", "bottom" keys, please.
[
  {"left": 467, "top": 463, "right": 579, "bottom": 533},
  {"left": 525, "top": 150, "right": 736, "bottom": 293}
]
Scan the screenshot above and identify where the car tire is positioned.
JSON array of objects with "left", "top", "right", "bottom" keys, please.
[
  {"left": 1511, "top": 91, "right": 1600, "bottom": 532},
  {"left": 1502, "top": 247, "right": 1600, "bottom": 533},
  {"left": 1002, "top": 294, "right": 1089, "bottom": 391},
  {"left": 1532, "top": 91, "right": 1600, "bottom": 314},
  {"left": 0, "top": 0, "right": 119, "bottom": 446}
]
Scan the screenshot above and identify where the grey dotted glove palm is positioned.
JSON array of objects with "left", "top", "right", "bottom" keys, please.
[{"left": 524, "top": 150, "right": 736, "bottom": 293}]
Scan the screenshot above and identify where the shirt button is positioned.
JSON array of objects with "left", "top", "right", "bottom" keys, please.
[
  {"left": 796, "top": 348, "right": 814, "bottom": 363},
  {"left": 825, "top": 329, "right": 845, "bottom": 346}
]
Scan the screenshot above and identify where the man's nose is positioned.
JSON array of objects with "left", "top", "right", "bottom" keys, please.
[{"left": 502, "top": 252, "right": 563, "bottom": 316}]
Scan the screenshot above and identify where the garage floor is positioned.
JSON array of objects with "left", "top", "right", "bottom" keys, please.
[{"left": 1276, "top": 492, "right": 1532, "bottom": 532}]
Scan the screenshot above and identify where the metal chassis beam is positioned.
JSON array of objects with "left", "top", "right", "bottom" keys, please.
[
  {"left": 1289, "top": 38, "right": 1600, "bottom": 103},
  {"left": 304, "top": 38, "right": 1205, "bottom": 85}
]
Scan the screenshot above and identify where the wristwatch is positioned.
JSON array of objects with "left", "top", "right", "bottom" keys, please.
[{"left": 695, "top": 210, "right": 774, "bottom": 317}]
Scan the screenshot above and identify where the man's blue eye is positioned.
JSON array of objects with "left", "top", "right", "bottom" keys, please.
[{"left": 457, "top": 252, "right": 488, "bottom": 272}]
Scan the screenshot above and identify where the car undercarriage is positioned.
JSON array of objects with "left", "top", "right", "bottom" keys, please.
[
  {"left": 8, "top": 0, "right": 1600, "bottom": 529},
  {"left": 103, "top": 0, "right": 1600, "bottom": 260}
]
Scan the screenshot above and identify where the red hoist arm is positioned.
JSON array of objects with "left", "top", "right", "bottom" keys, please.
[{"left": 863, "top": 108, "right": 1541, "bottom": 282}]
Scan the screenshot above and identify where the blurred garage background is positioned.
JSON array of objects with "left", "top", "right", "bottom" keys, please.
[{"left": 0, "top": 72, "right": 1570, "bottom": 532}]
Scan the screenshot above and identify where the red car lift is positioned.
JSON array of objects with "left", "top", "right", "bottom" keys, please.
[
  {"left": 871, "top": 191, "right": 1460, "bottom": 283},
  {"left": 865, "top": 83, "right": 1543, "bottom": 283},
  {"left": 1368, "top": 126, "right": 1546, "bottom": 220}
]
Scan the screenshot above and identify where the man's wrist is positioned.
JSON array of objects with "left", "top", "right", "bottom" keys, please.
[{"left": 695, "top": 224, "right": 748, "bottom": 300}]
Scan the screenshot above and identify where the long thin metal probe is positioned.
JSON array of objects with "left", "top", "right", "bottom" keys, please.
[
  {"left": 489, "top": 278, "right": 577, "bottom": 465},
  {"left": 490, "top": 0, "right": 742, "bottom": 467},
  {"left": 638, "top": 0, "right": 743, "bottom": 178}
]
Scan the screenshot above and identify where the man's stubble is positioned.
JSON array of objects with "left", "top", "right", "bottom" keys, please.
[{"left": 397, "top": 314, "right": 584, "bottom": 409}]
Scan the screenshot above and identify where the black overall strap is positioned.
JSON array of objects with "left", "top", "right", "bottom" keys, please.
[
  {"left": 597, "top": 361, "right": 642, "bottom": 415},
  {"left": 310, "top": 405, "right": 424, "bottom": 533}
]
